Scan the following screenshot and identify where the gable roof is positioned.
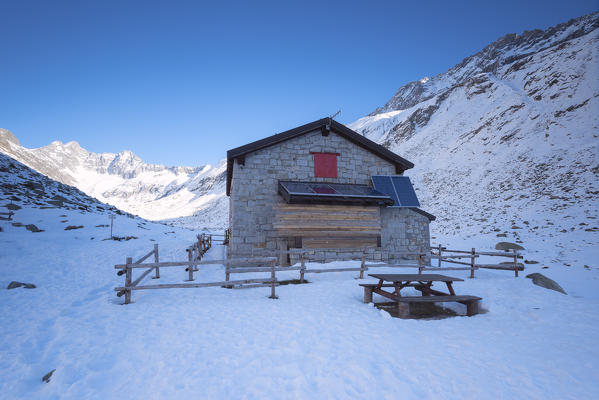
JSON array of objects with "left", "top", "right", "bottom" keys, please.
[{"left": 226, "top": 118, "right": 414, "bottom": 195}]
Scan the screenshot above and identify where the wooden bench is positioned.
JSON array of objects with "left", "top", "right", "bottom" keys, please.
[
  {"left": 395, "top": 295, "right": 481, "bottom": 317},
  {"left": 360, "top": 283, "right": 481, "bottom": 317}
]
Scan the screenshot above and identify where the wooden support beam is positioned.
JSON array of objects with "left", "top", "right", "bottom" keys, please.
[
  {"left": 303, "top": 267, "right": 363, "bottom": 274},
  {"left": 124, "top": 257, "right": 132, "bottom": 304},
  {"left": 134, "top": 249, "right": 156, "bottom": 265},
  {"left": 187, "top": 249, "right": 194, "bottom": 281},
  {"left": 115, "top": 278, "right": 274, "bottom": 291},
  {"left": 130, "top": 267, "right": 155, "bottom": 288},
  {"left": 363, "top": 286, "right": 373, "bottom": 303},
  {"left": 153, "top": 244, "right": 160, "bottom": 279},
  {"left": 299, "top": 254, "right": 306, "bottom": 283},
  {"left": 419, "top": 267, "right": 474, "bottom": 271},
  {"left": 227, "top": 266, "right": 303, "bottom": 273},
  {"left": 114, "top": 257, "right": 278, "bottom": 269},
  {"left": 269, "top": 260, "right": 278, "bottom": 299},
  {"left": 470, "top": 248, "right": 476, "bottom": 279},
  {"left": 359, "top": 252, "right": 366, "bottom": 279}
]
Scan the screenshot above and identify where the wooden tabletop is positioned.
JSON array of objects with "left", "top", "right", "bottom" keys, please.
[{"left": 368, "top": 273, "right": 464, "bottom": 282}]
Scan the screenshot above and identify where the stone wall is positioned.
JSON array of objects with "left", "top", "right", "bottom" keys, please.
[
  {"left": 380, "top": 208, "right": 431, "bottom": 260},
  {"left": 228, "top": 128, "right": 430, "bottom": 260}
]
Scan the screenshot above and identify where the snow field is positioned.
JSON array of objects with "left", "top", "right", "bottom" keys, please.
[{"left": 1, "top": 206, "right": 599, "bottom": 399}]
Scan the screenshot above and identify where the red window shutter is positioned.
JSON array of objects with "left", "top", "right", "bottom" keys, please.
[{"left": 312, "top": 152, "right": 338, "bottom": 178}]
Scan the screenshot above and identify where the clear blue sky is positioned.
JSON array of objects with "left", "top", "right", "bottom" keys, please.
[{"left": 1, "top": 0, "right": 596, "bottom": 166}]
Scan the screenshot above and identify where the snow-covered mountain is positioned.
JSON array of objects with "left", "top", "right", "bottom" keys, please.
[
  {"left": 0, "top": 130, "right": 227, "bottom": 229},
  {"left": 350, "top": 12, "right": 599, "bottom": 247},
  {"left": 1, "top": 13, "right": 597, "bottom": 240}
]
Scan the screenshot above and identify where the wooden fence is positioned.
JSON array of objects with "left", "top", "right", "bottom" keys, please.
[
  {"left": 0, "top": 211, "right": 14, "bottom": 221},
  {"left": 114, "top": 247, "right": 279, "bottom": 304},
  {"left": 427, "top": 245, "right": 524, "bottom": 277},
  {"left": 114, "top": 240, "right": 524, "bottom": 304},
  {"left": 210, "top": 229, "right": 230, "bottom": 245},
  {"left": 186, "top": 233, "right": 212, "bottom": 262},
  {"left": 226, "top": 248, "right": 431, "bottom": 283}
]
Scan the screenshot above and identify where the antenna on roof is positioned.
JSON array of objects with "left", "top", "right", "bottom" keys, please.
[{"left": 330, "top": 109, "right": 341, "bottom": 120}]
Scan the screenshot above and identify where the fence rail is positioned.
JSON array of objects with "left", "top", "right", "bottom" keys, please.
[
  {"left": 0, "top": 211, "right": 14, "bottom": 221},
  {"left": 114, "top": 239, "right": 524, "bottom": 304},
  {"left": 428, "top": 245, "right": 523, "bottom": 278}
]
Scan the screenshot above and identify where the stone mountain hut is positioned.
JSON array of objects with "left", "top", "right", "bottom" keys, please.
[{"left": 226, "top": 118, "right": 435, "bottom": 262}]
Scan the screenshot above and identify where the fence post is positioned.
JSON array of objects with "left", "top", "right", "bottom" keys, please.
[
  {"left": 470, "top": 248, "right": 476, "bottom": 279},
  {"left": 359, "top": 251, "right": 366, "bottom": 279},
  {"left": 438, "top": 244, "right": 442, "bottom": 267},
  {"left": 269, "top": 259, "right": 278, "bottom": 299},
  {"left": 187, "top": 249, "right": 194, "bottom": 281},
  {"left": 124, "top": 257, "right": 132, "bottom": 304},
  {"left": 417, "top": 247, "right": 423, "bottom": 274},
  {"left": 153, "top": 244, "right": 160, "bottom": 279},
  {"left": 299, "top": 253, "right": 306, "bottom": 283},
  {"left": 513, "top": 249, "right": 518, "bottom": 277}
]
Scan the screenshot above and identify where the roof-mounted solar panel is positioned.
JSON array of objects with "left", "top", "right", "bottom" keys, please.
[
  {"left": 278, "top": 180, "right": 394, "bottom": 206},
  {"left": 371, "top": 175, "right": 420, "bottom": 207}
]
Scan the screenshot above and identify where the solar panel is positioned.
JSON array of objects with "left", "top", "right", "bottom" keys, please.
[
  {"left": 391, "top": 176, "right": 420, "bottom": 207},
  {"left": 371, "top": 176, "right": 397, "bottom": 205},
  {"left": 281, "top": 181, "right": 389, "bottom": 198},
  {"left": 278, "top": 181, "right": 393, "bottom": 206},
  {"left": 371, "top": 175, "right": 420, "bottom": 207}
]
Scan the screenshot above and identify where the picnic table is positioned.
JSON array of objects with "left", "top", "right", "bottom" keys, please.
[{"left": 360, "top": 273, "right": 482, "bottom": 318}]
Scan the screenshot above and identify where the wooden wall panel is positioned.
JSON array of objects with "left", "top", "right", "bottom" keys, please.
[{"left": 274, "top": 204, "right": 381, "bottom": 248}]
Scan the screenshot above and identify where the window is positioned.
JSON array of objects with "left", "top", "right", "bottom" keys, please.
[{"left": 311, "top": 152, "right": 339, "bottom": 178}]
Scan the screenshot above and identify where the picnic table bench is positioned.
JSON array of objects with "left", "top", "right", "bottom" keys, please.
[{"left": 361, "top": 273, "right": 482, "bottom": 318}]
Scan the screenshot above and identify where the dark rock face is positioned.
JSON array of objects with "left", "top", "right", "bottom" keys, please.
[
  {"left": 25, "top": 224, "right": 43, "bottom": 232},
  {"left": 42, "top": 369, "right": 55, "bottom": 383},
  {"left": 7, "top": 281, "right": 36, "bottom": 289},
  {"left": 495, "top": 242, "right": 525, "bottom": 251},
  {"left": 526, "top": 273, "right": 567, "bottom": 294},
  {"left": 64, "top": 225, "right": 84, "bottom": 230}
]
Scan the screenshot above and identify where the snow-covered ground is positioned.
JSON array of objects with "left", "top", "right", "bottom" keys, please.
[
  {"left": 1, "top": 204, "right": 598, "bottom": 399},
  {"left": 1, "top": 12, "right": 598, "bottom": 400}
]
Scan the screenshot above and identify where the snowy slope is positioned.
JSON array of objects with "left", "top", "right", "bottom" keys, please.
[
  {"left": 350, "top": 12, "right": 599, "bottom": 258},
  {"left": 0, "top": 153, "right": 124, "bottom": 218},
  {"left": 1, "top": 159, "right": 599, "bottom": 399},
  {"left": 0, "top": 130, "right": 227, "bottom": 229}
]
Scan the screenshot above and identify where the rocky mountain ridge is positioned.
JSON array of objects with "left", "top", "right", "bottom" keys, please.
[
  {"left": 350, "top": 12, "right": 598, "bottom": 248},
  {"left": 0, "top": 130, "right": 227, "bottom": 229},
  {"left": 370, "top": 12, "right": 599, "bottom": 115}
]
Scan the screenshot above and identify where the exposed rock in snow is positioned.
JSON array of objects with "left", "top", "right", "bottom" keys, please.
[
  {"left": 526, "top": 272, "right": 567, "bottom": 294},
  {"left": 7, "top": 281, "right": 36, "bottom": 289}
]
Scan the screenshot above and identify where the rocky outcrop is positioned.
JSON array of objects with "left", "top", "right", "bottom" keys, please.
[{"left": 526, "top": 273, "right": 567, "bottom": 294}]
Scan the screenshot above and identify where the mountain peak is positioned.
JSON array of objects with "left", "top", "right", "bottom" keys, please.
[
  {"left": 0, "top": 129, "right": 20, "bottom": 147},
  {"left": 374, "top": 11, "right": 599, "bottom": 115}
]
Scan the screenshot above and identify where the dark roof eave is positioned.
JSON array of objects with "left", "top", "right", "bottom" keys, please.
[
  {"left": 409, "top": 208, "right": 436, "bottom": 221},
  {"left": 226, "top": 118, "right": 415, "bottom": 196}
]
